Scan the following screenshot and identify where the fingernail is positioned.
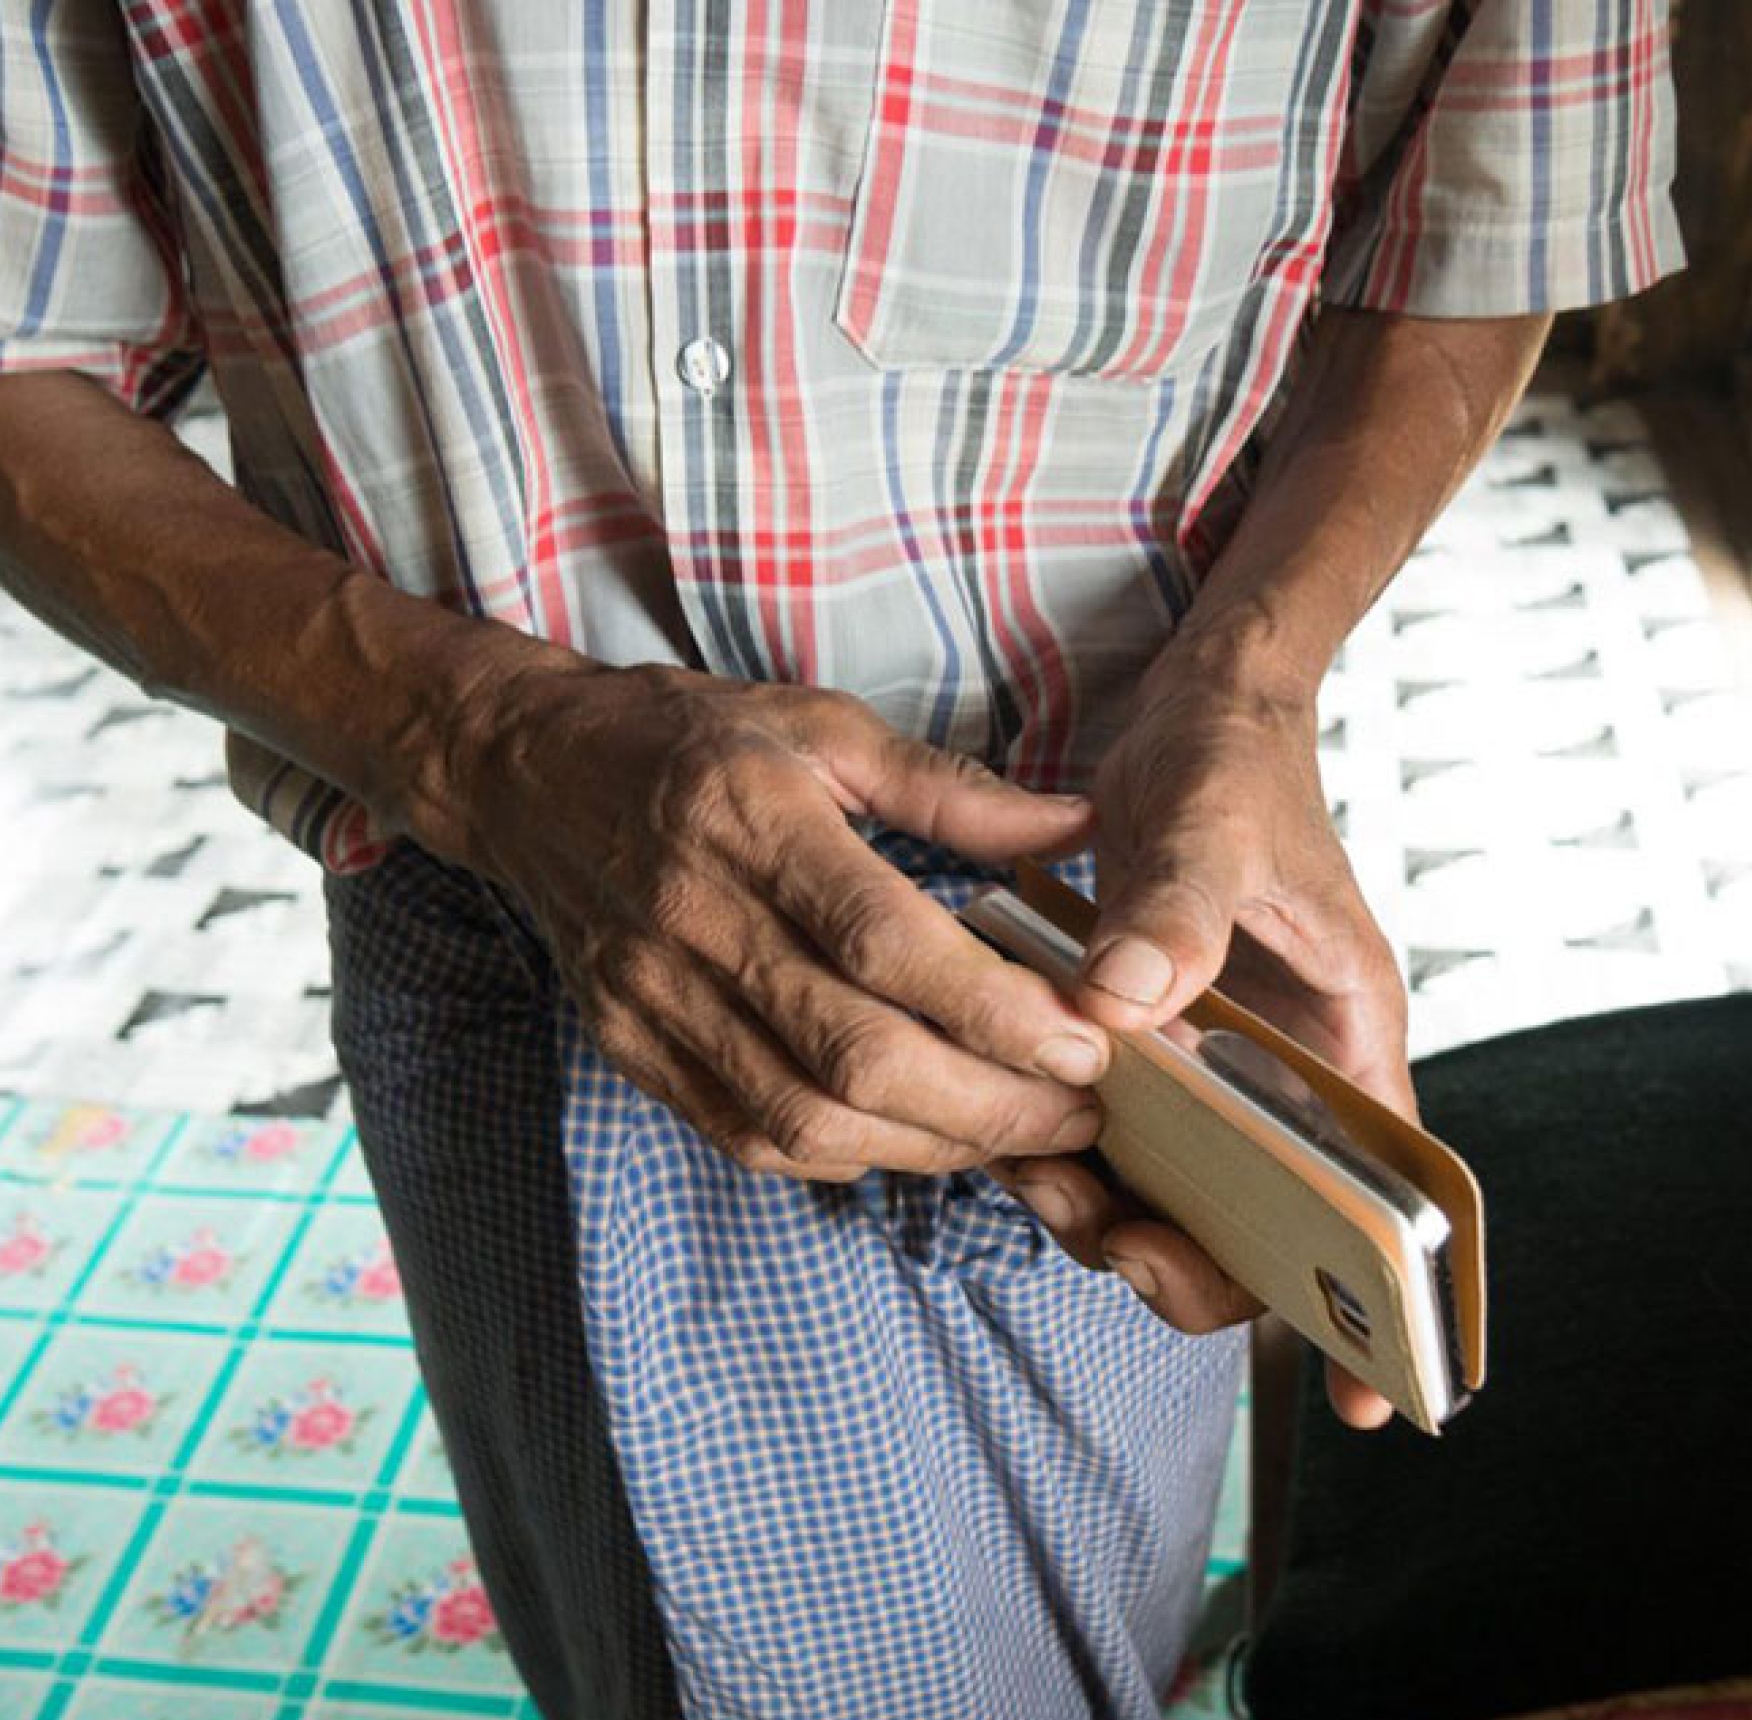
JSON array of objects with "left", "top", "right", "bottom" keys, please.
[
  {"left": 1085, "top": 938, "right": 1175, "bottom": 1006},
  {"left": 1048, "top": 1105, "right": 1103, "bottom": 1151},
  {"left": 1107, "top": 1252, "right": 1158, "bottom": 1302},
  {"left": 1014, "top": 1175, "right": 1075, "bottom": 1231},
  {"left": 1034, "top": 1034, "right": 1105, "bottom": 1084},
  {"left": 1047, "top": 792, "right": 1093, "bottom": 810}
]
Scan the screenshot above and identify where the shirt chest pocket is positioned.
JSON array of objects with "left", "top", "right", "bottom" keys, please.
[{"left": 834, "top": 0, "right": 1335, "bottom": 383}]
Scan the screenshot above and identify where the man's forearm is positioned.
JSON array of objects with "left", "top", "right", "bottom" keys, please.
[
  {"left": 0, "top": 371, "right": 579, "bottom": 865},
  {"left": 1157, "top": 305, "right": 1553, "bottom": 707}
]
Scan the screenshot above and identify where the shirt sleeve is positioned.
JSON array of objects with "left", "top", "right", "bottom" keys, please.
[
  {"left": 0, "top": 0, "right": 205, "bottom": 415},
  {"left": 1322, "top": 0, "right": 1685, "bottom": 316}
]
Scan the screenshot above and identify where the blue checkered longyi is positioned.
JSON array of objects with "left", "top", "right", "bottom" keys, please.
[{"left": 326, "top": 833, "right": 1243, "bottom": 1720}]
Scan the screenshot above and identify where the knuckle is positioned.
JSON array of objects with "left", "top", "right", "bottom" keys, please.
[
  {"left": 953, "top": 973, "right": 1025, "bottom": 1052},
  {"left": 922, "top": 1135, "right": 979, "bottom": 1174},
  {"left": 596, "top": 937, "right": 666, "bottom": 1006},
  {"left": 813, "top": 1013, "right": 900, "bottom": 1110},
  {"left": 942, "top": 746, "right": 1001, "bottom": 788},
  {"left": 722, "top": 1130, "right": 779, "bottom": 1173},
  {"left": 588, "top": 1001, "right": 636, "bottom": 1058},
  {"left": 971, "top": 1093, "right": 1040, "bottom": 1156},
  {"left": 656, "top": 732, "right": 732, "bottom": 828},
  {"left": 820, "top": 885, "right": 906, "bottom": 985},
  {"left": 644, "top": 868, "right": 703, "bottom": 942},
  {"left": 764, "top": 1086, "right": 838, "bottom": 1165}
]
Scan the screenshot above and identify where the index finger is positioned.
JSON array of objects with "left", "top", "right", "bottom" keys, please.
[{"left": 761, "top": 806, "right": 1111, "bottom": 1087}]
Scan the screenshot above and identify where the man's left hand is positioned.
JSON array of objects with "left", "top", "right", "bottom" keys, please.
[{"left": 992, "top": 653, "right": 1409, "bottom": 1430}]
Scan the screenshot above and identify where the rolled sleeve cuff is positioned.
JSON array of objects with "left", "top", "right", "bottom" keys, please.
[
  {"left": 1324, "top": 191, "right": 1687, "bottom": 319},
  {"left": 0, "top": 334, "right": 206, "bottom": 419}
]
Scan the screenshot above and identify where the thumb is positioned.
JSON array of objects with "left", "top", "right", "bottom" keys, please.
[
  {"left": 823, "top": 718, "right": 1096, "bottom": 865},
  {"left": 1076, "top": 847, "right": 1241, "bottom": 1032}
]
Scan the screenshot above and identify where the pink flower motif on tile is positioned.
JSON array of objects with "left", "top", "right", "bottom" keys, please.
[
  {"left": 90, "top": 1385, "right": 156, "bottom": 1433},
  {"left": 0, "top": 1210, "right": 59, "bottom": 1279},
  {"left": 77, "top": 1111, "right": 130, "bottom": 1150},
  {"left": 0, "top": 1522, "right": 85, "bottom": 1609},
  {"left": 230, "top": 1375, "right": 373, "bottom": 1460},
  {"left": 353, "top": 1251, "right": 401, "bottom": 1302},
  {"left": 38, "top": 1104, "right": 130, "bottom": 1160},
  {"left": 171, "top": 1242, "right": 232, "bottom": 1288},
  {"left": 34, "top": 1360, "right": 171, "bottom": 1440},
  {"left": 310, "top": 1236, "right": 401, "bottom": 1307},
  {"left": 210, "top": 1122, "right": 302, "bottom": 1166},
  {"left": 244, "top": 1124, "right": 300, "bottom": 1162},
  {"left": 430, "top": 1581, "right": 497, "bottom": 1646},
  {"left": 288, "top": 1398, "right": 354, "bottom": 1451},
  {"left": 145, "top": 1536, "right": 303, "bottom": 1640},
  {"left": 131, "top": 1225, "right": 242, "bottom": 1293},
  {"left": 367, "top": 1552, "right": 504, "bottom": 1656}
]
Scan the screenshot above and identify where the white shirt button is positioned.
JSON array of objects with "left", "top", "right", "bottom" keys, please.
[{"left": 677, "top": 337, "right": 731, "bottom": 397}]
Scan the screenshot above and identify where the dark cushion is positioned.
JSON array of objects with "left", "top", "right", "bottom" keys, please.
[{"left": 1244, "top": 994, "right": 1752, "bottom": 1720}]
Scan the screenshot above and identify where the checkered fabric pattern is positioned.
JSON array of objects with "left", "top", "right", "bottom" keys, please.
[
  {"left": 326, "top": 836, "right": 1246, "bottom": 1720},
  {"left": 0, "top": 1, "right": 1681, "bottom": 869}
]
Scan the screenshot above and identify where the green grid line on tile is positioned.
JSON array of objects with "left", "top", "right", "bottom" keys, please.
[
  {"left": 178, "top": 1480, "right": 398, "bottom": 1510},
  {"left": 297, "top": 1512, "right": 381, "bottom": 1675},
  {"left": 141, "top": 1115, "right": 194, "bottom": 1182},
  {"left": 375, "top": 1385, "right": 430, "bottom": 1490},
  {"left": 0, "top": 1648, "right": 57, "bottom": 1671},
  {"left": 0, "top": 1466, "right": 152, "bottom": 1491},
  {"left": 51, "top": 1316, "right": 413, "bottom": 1346},
  {"left": 383, "top": 1498, "right": 463, "bottom": 1520},
  {"left": 81, "top": 1656, "right": 283, "bottom": 1691},
  {"left": 0, "top": 1179, "right": 380, "bottom": 1208},
  {"left": 243, "top": 1327, "right": 415, "bottom": 1349},
  {"left": 243, "top": 1209, "right": 323, "bottom": 1325},
  {"left": 315, "top": 1681, "right": 530, "bottom": 1715},
  {"left": 31, "top": 1677, "right": 73, "bottom": 1720},
  {"left": 70, "top": 1498, "right": 170, "bottom": 1654},
  {"left": 314, "top": 1127, "right": 363, "bottom": 1194}
]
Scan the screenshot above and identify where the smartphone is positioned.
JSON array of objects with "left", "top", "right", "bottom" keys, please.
[{"left": 959, "top": 884, "right": 1472, "bottom": 1432}]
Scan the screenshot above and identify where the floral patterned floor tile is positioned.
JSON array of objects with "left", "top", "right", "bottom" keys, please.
[
  {"left": 184, "top": 1341, "right": 420, "bottom": 1491},
  {"left": 0, "top": 1102, "right": 182, "bottom": 1189},
  {"left": 98, "top": 1496, "right": 350, "bottom": 1673},
  {"left": 0, "top": 1099, "right": 542, "bottom": 1718},
  {"left": 0, "top": 1325, "right": 227, "bottom": 1476},
  {"left": 259, "top": 1209, "right": 406, "bottom": 1339},
  {"left": 321, "top": 1515, "right": 520, "bottom": 1695},
  {"left": 76, "top": 1196, "right": 303, "bottom": 1327},
  {"left": 0, "top": 1190, "right": 134, "bottom": 1315},
  {"left": 0, "top": 1481, "right": 151, "bottom": 1651},
  {"left": 155, "top": 1117, "right": 353, "bottom": 1199}
]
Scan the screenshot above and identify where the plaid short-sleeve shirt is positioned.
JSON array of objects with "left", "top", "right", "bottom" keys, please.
[{"left": 0, "top": 0, "right": 1681, "bottom": 870}]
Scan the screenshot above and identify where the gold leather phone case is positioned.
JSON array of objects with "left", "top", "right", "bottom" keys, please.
[{"left": 972, "top": 862, "right": 1488, "bottom": 1435}]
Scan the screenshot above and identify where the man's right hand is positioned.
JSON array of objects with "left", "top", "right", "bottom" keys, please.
[{"left": 462, "top": 656, "right": 1112, "bottom": 1182}]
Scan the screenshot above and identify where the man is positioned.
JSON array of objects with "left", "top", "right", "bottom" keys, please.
[{"left": 0, "top": 2, "right": 1677, "bottom": 1715}]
